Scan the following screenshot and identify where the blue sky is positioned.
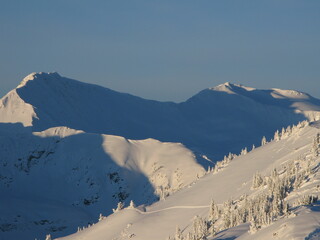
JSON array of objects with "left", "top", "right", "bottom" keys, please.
[{"left": 0, "top": 0, "right": 319, "bottom": 102}]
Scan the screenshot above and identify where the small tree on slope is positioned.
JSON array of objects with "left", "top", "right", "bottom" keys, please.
[
  {"left": 112, "top": 201, "right": 124, "bottom": 213},
  {"left": 312, "top": 133, "right": 320, "bottom": 157},
  {"left": 45, "top": 235, "right": 52, "bottom": 240},
  {"left": 192, "top": 215, "right": 208, "bottom": 240},
  {"left": 128, "top": 200, "right": 135, "bottom": 209},
  {"left": 175, "top": 226, "right": 184, "bottom": 240},
  {"left": 252, "top": 172, "right": 264, "bottom": 189}
]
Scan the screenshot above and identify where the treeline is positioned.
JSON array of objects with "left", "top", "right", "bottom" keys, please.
[{"left": 168, "top": 127, "right": 319, "bottom": 240}]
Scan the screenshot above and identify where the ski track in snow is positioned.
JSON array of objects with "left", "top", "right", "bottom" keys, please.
[{"left": 135, "top": 205, "right": 210, "bottom": 215}]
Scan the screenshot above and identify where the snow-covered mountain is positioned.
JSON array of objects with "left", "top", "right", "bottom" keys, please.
[
  {"left": 0, "top": 124, "right": 204, "bottom": 240},
  {"left": 1, "top": 72, "right": 320, "bottom": 240},
  {"left": 57, "top": 120, "right": 320, "bottom": 240},
  {"left": 1, "top": 72, "right": 320, "bottom": 159}
]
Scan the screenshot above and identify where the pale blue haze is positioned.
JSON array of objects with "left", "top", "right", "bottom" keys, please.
[{"left": 0, "top": 0, "right": 319, "bottom": 101}]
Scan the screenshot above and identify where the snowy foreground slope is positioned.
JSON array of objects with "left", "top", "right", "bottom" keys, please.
[
  {"left": 57, "top": 121, "right": 320, "bottom": 240},
  {"left": 0, "top": 124, "right": 204, "bottom": 240},
  {"left": 1, "top": 72, "right": 320, "bottom": 159}
]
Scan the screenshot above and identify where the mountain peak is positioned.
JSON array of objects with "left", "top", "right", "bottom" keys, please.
[
  {"left": 209, "top": 82, "right": 255, "bottom": 94},
  {"left": 209, "top": 82, "right": 233, "bottom": 94},
  {"left": 17, "top": 72, "right": 61, "bottom": 88}
]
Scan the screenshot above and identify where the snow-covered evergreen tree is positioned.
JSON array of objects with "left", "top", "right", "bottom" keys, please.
[
  {"left": 192, "top": 215, "right": 208, "bottom": 240},
  {"left": 208, "top": 199, "right": 218, "bottom": 224},
  {"left": 252, "top": 172, "right": 264, "bottom": 189},
  {"left": 312, "top": 133, "right": 320, "bottom": 157},
  {"left": 283, "top": 201, "right": 289, "bottom": 216},
  {"left": 274, "top": 130, "right": 281, "bottom": 141},
  {"left": 208, "top": 222, "right": 215, "bottom": 236},
  {"left": 249, "top": 217, "right": 258, "bottom": 234},
  {"left": 113, "top": 201, "right": 124, "bottom": 213},
  {"left": 222, "top": 200, "right": 232, "bottom": 229},
  {"left": 251, "top": 144, "right": 255, "bottom": 151},
  {"left": 128, "top": 200, "right": 136, "bottom": 209},
  {"left": 45, "top": 235, "right": 52, "bottom": 240},
  {"left": 157, "top": 186, "right": 168, "bottom": 200},
  {"left": 98, "top": 213, "right": 105, "bottom": 221},
  {"left": 207, "top": 199, "right": 218, "bottom": 236},
  {"left": 241, "top": 147, "right": 248, "bottom": 155},
  {"left": 261, "top": 136, "right": 267, "bottom": 146},
  {"left": 184, "top": 232, "right": 194, "bottom": 240},
  {"left": 174, "top": 226, "right": 184, "bottom": 240},
  {"left": 286, "top": 125, "right": 292, "bottom": 136},
  {"left": 281, "top": 127, "right": 286, "bottom": 137}
]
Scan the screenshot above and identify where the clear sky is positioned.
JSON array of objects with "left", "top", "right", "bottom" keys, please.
[{"left": 0, "top": 0, "right": 319, "bottom": 102}]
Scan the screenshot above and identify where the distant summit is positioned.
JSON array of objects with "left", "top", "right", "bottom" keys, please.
[
  {"left": 209, "top": 82, "right": 309, "bottom": 99},
  {"left": 17, "top": 72, "right": 61, "bottom": 88}
]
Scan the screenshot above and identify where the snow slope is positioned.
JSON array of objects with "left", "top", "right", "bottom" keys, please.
[
  {"left": 1, "top": 73, "right": 320, "bottom": 240},
  {"left": 57, "top": 121, "right": 320, "bottom": 240},
  {"left": 0, "top": 89, "right": 36, "bottom": 127},
  {"left": 0, "top": 124, "right": 204, "bottom": 240},
  {"left": 1, "top": 72, "right": 320, "bottom": 159}
]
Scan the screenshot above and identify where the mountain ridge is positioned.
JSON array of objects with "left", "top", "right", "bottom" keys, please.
[{"left": 1, "top": 72, "right": 320, "bottom": 159}]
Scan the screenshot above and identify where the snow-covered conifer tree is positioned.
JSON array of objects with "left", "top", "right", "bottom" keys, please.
[
  {"left": 45, "top": 235, "right": 52, "bottom": 240},
  {"left": 227, "top": 152, "right": 234, "bottom": 162},
  {"left": 249, "top": 217, "right": 258, "bottom": 234},
  {"left": 208, "top": 199, "right": 218, "bottom": 223},
  {"left": 208, "top": 222, "right": 215, "bottom": 236},
  {"left": 274, "top": 130, "right": 281, "bottom": 141},
  {"left": 185, "top": 232, "right": 194, "bottom": 240},
  {"left": 312, "top": 133, "right": 320, "bottom": 157},
  {"left": 252, "top": 172, "right": 264, "bottom": 189},
  {"left": 174, "top": 226, "right": 184, "bottom": 240},
  {"left": 286, "top": 125, "right": 292, "bottom": 136},
  {"left": 157, "top": 186, "right": 167, "bottom": 200},
  {"left": 261, "top": 136, "right": 267, "bottom": 146},
  {"left": 251, "top": 144, "right": 255, "bottom": 151},
  {"left": 222, "top": 200, "right": 232, "bottom": 229},
  {"left": 98, "top": 213, "right": 105, "bottom": 221},
  {"left": 283, "top": 201, "right": 289, "bottom": 216},
  {"left": 192, "top": 215, "right": 208, "bottom": 240},
  {"left": 129, "top": 200, "right": 136, "bottom": 209},
  {"left": 271, "top": 168, "right": 278, "bottom": 179},
  {"left": 241, "top": 147, "right": 248, "bottom": 155},
  {"left": 113, "top": 201, "right": 124, "bottom": 213}
]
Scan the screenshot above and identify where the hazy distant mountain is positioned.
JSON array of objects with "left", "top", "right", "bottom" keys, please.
[{"left": 1, "top": 72, "right": 320, "bottom": 159}]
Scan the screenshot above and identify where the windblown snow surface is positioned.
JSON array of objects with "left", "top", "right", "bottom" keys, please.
[{"left": 0, "top": 73, "right": 320, "bottom": 240}]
